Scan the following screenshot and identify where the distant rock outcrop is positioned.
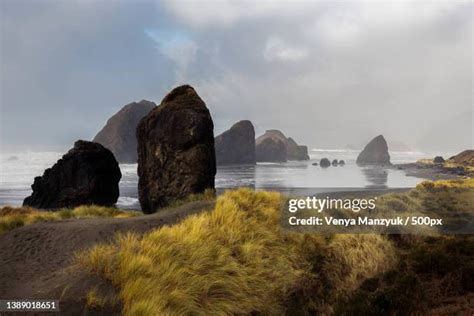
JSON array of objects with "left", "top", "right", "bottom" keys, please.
[
  {"left": 23, "top": 140, "right": 121, "bottom": 209},
  {"left": 320, "top": 158, "right": 331, "bottom": 168},
  {"left": 287, "top": 137, "right": 310, "bottom": 160},
  {"left": 137, "top": 85, "right": 216, "bottom": 213},
  {"left": 448, "top": 150, "right": 474, "bottom": 166},
  {"left": 433, "top": 156, "right": 445, "bottom": 164},
  {"left": 215, "top": 120, "right": 255, "bottom": 165},
  {"left": 256, "top": 138, "right": 287, "bottom": 162},
  {"left": 255, "top": 129, "right": 309, "bottom": 162},
  {"left": 93, "top": 100, "right": 156, "bottom": 163},
  {"left": 356, "top": 135, "right": 391, "bottom": 165}
]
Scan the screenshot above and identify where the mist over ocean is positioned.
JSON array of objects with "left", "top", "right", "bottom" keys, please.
[{"left": 0, "top": 149, "right": 447, "bottom": 210}]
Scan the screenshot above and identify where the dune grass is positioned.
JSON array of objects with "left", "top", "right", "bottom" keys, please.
[
  {"left": 76, "top": 188, "right": 396, "bottom": 315},
  {"left": 0, "top": 205, "right": 140, "bottom": 235},
  {"left": 417, "top": 158, "right": 474, "bottom": 173},
  {"left": 75, "top": 179, "right": 473, "bottom": 314}
]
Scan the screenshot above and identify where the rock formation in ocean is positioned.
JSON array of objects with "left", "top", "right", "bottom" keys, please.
[
  {"left": 137, "top": 85, "right": 216, "bottom": 213},
  {"left": 356, "top": 135, "right": 391, "bottom": 165},
  {"left": 256, "top": 138, "right": 287, "bottom": 162},
  {"left": 23, "top": 140, "right": 121, "bottom": 209},
  {"left": 255, "top": 129, "right": 309, "bottom": 162},
  {"left": 320, "top": 158, "right": 330, "bottom": 168},
  {"left": 215, "top": 120, "right": 255, "bottom": 165},
  {"left": 287, "top": 137, "right": 310, "bottom": 160},
  {"left": 93, "top": 100, "right": 156, "bottom": 163},
  {"left": 338, "top": 160, "right": 345, "bottom": 165},
  {"left": 332, "top": 159, "right": 339, "bottom": 166}
]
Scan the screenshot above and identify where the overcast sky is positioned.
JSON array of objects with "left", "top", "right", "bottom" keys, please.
[{"left": 1, "top": 0, "right": 472, "bottom": 152}]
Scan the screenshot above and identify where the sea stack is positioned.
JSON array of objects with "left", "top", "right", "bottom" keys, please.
[
  {"left": 255, "top": 129, "right": 309, "bottom": 162},
  {"left": 356, "top": 135, "right": 391, "bottom": 165},
  {"left": 215, "top": 120, "right": 256, "bottom": 165},
  {"left": 137, "top": 85, "right": 216, "bottom": 213},
  {"left": 23, "top": 140, "right": 121, "bottom": 209},
  {"left": 287, "top": 137, "right": 310, "bottom": 160},
  {"left": 93, "top": 100, "right": 156, "bottom": 163}
]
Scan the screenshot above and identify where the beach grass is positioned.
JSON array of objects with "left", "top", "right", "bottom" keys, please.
[
  {"left": 0, "top": 205, "right": 140, "bottom": 235},
  {"left": 76, "top": 188, "right": 396, "bottom": 315},
  {"left": 417, "top": 158, "right": 474, "bottom": 173},
  {"left": 76, "top": 179, "right": 473, "bottom": 314}
]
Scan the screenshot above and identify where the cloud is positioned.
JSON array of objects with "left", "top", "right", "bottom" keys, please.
[
  {"left": 263, "top": 37, "right": 308, "bottom": 62},
  {"left": 161, "top": 0, "right": 316, "bottom": 28},
  {"left": 145, "top": 29, "right": 198, "bottom": 82},
  {"left": 1, "top": 0, "right": 472, "bottom": 152}
]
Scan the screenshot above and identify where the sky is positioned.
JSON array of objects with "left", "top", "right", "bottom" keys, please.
[{"left": 0, "top": 0, "right": 472, "bottom": 152}]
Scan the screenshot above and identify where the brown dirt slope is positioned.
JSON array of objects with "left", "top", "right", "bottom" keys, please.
[
  {"left": 449, "top": 149, "right": 474, "bottom": 166},
  {"left": 0, "top": 200, "right": 214, "bottom": 315}
]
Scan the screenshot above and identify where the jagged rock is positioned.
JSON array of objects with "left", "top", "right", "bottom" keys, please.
[
  {"left": 256, "top": 138, "right": 287, "bottom": 162},
  {"left": 338, "top": 160, "right": 345, "bottom": 165},
  {"left": 332, "top": 159, "right": 339, "bottom": 166},
  {"left": 215, "top": 120, "right": 255, "bottom": 165},
  {"left": 356, "top": 135, "right": 391, "bottom": 165},
  {"left": 433, "top": 156, "right": 445, "bottom": 164},
  {"left": 93, "top": 100, "right": 156, "bottom": 163},
  {"left": 287, "top": 137, "right": 310, "bottom": 160},
  {"left": 320, "top": 158, "right": 330, "bottom": 168},
  {"left": 255, "top": 130, "right": 309, "bottom": 162},
  {"left": 137, "top": 85, "right": 216, "bottom": 213},
  {"left": 23, "top": 140, "right": 121, "bottom": 209}
]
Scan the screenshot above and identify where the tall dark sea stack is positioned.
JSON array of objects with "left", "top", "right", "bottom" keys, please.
[
  {"left": 93, "top": 100, "right": 156, "bottom": 163},
  {"left": 137, "top": 85, "right": 216, "bottom": 213},
  {"left": 215, "top": 120, "right": 256, "bottom": 165},
  {"left": 356, "top": 135, "right": 391, "bottom": 165},
  {"left": 23, "top": 140, "right": 121, "bottom": 209}
]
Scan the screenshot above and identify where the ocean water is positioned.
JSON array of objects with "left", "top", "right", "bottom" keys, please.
[{"left": 0, "top": 149, "right": 436, "bottom": 210}]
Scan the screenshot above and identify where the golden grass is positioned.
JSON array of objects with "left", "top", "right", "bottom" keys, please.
[
  {"left": 416, "top": 158, "right": 474, "bottom": 173},
  {"left": 416, "top": 177, "right": 474, "bottom": 189},
  {"left": 0, "top": 205, "right": 140, "bottom": 235},
  {"left": 77, "top": 188, "right": 396, "bottom": 315},
  {"left": 164, "top": 188, "right": 215, "bottom": 209}
]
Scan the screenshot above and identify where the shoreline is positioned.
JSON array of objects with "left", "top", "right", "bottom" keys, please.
[{"left": 393, "top": 162, "right": 470, "bottom": 181}]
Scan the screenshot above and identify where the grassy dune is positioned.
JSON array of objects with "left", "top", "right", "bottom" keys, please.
[
  {"left": 76, "top": 189, "right": 396, "bottom": 315},
  {"left": 0, "top": 205, "right": 140, "bottom": 235},
  {"left": 75, "top": 179, "right": 473, "bottom": 315}
]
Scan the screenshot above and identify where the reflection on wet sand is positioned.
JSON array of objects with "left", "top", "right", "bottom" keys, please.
[{"left": 360, "top": 166, "right": 388, "bottom": 188}]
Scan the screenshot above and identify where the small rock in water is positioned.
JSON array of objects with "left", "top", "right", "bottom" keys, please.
[
  {"left": 312, "top": 162, "right": 318, "bottom": 166},
  {"left": 332, "top": 159, "right": 339, "bottom": 166},
  {"left": 338, "top": 160, "right": 345, "bottom": 165},
  {"left": 320, "top": 158, "right": 330, "bottom": 168}
]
